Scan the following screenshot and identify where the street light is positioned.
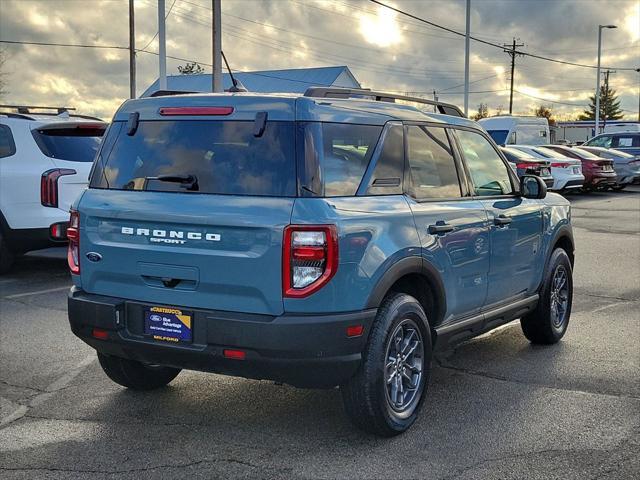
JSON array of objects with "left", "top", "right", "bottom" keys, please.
[{"left": 595, "top": 24, "right": 617, "bottom": 136}]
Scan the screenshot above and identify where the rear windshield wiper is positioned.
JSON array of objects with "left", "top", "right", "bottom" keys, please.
[{"left": 154, "top": 174, "right": 199, "bottom": 191}]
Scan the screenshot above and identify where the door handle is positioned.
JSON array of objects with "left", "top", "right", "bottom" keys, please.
[
  {"left": 494, "top": 215, "right": 512, "bottom": 226},
  {"left": 428, "top": 222, "right": 454, "bottom": 235}
]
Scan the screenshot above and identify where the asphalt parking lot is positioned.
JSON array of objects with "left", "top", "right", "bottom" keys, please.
[{"left": 0, "top": 187, "right": 638, "bottom": 479}]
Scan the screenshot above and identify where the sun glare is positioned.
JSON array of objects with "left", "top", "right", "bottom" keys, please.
[
  {"left": 358, "top": 5, "right": 403, "bottom": 48},
  {"left": 622, "top": 3, "right": 639, "bottom": 42}
]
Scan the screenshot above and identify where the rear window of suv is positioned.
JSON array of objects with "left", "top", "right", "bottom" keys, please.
[
  {"left": 90, "top": 120, "right": 297, "bottom": 197},
  {"left": 32, "top": 125, "right": 104, "bottom": 162}
]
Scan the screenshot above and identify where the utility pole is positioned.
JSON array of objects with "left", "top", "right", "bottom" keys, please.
[
  {"left": 128, "top": 0, "right": 136, "bottom": 98},
  {"left": 158, "top": 0, "right": 167, "bottom": 91},
  {"left": 601, "top": 69, "right": 616, "bottom": 128},
  {"left": 212, "top": 0, "right": 222, "bottom": 92},
  {"left": 595, "top": 25, "right": 617, "bottom": 135},
  {"left": 503, "top": 38, "right": 524, "bottom": 115},
  {"left": 463, "top": 0, "right": 470, "bottom": 117},
  {"left": 433, "top": 90, "right": 438, "bottom": 113},
  {"left": 636, "top": 68, "right": 640, "bottom": 122}
]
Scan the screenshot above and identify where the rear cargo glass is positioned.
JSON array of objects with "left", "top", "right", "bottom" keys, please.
[
  {"left": 32, "top": 127, "right": 104, "bottom": 162},
  {"left": 90, "top": 120, "right": 296, "bottom": 196}
]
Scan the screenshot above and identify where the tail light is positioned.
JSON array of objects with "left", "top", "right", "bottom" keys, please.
[
  {"left": 41, "top": 168, "right": 76, "bottom": 207},
  {"left": 550, "top": 162, "right": 569, "bottom": 168},
  {"left": 283, "top": 225, "right": 338, "bottom": 298},
  {"left": 67, "top": 210, "right": 80, "bottom": 274}
]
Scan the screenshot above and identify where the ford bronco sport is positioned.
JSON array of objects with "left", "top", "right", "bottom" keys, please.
[{"left": 68, "top": 88, "right": 574, "bottom": 436}]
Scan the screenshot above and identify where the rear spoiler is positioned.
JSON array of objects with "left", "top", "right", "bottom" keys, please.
[
  {"left": 149, "top": 90, "right": 197, "bottom": 97},
  {"left": 34, "top": 122, "right": 107, "bottom": 134}
]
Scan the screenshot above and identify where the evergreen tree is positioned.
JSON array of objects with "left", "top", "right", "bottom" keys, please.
[{"left": 578, "top": 85, "right": 623, "bottom": 121}]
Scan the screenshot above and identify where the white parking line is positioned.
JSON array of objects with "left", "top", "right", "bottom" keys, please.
[{"left": 4, "top": 286, "right": 70, "bottom": 300}]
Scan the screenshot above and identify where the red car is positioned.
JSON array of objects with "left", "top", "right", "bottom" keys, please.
[{"left": 540, "top": 145, "right": 617, "bottom": 191}]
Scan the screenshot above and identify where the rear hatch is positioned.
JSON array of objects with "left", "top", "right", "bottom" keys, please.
[
  {"left": 32, "top": 122, "right": 106, "bottom": 210},
  {"left": 79, "top": 107, "right": 297, "bottom": 316}
]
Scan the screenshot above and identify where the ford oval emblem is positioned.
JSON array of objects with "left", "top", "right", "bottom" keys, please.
[{"left": 86, "top": 252, "right": 102, "bottom": 262}]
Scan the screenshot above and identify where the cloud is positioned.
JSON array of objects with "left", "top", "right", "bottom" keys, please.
[{"left": 0, "top": 0, "right": 637, "bottom": 121}]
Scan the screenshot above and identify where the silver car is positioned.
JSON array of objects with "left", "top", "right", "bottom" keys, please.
[{"left": 579, "top": 146, "right": 640, "bottom": 190}]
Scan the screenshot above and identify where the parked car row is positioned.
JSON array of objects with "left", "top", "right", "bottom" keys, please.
[{"left": 497, "top": 142, "right": 639, "bottom": 194}]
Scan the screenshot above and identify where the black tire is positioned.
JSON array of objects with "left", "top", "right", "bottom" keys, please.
[
  {"left": 612, "top": 185, "right": 626, "bottom": 191},
  {"left": 97, "top": 352, "right": 181, "bottom": 390},
  {"left": 521, "top": 248, "right": 573, "bottom": 344},
  {"left": 0, "top": 233, "right": 15, "bottom": 274},
  {"left": 341, "top": 293, "right": 432, "bottom": 437}
]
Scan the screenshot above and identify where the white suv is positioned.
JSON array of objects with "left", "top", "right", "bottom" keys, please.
[{"left": 0, "top": 106, "right": 106, "bottom": 273}]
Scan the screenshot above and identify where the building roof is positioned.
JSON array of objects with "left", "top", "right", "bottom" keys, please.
[{"left": 141, "top": 66, "right": 360, "bottom": 97}]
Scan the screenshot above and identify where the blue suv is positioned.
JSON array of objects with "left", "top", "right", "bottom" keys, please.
[{"left": 67, "top": 88, "right": 575, "bottom": 436}]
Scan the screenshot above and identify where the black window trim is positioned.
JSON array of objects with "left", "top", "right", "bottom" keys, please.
[
  {"left": 355, "top": 120, "right": 404, "bottom": 197},
  {"left": 448, "top": 125, "right": 521, "bottom": 200},
  {"left": 0, "top": 124, "right": 17, "bottom": 158},
  {"left": 401, "top": 121, "right": 471, "bottom": 203}
]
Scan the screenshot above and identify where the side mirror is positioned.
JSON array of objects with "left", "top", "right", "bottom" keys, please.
[{"left": 520, "top": 175, "right": 547, "bottom": 199}]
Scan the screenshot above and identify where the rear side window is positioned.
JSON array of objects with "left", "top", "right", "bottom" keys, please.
[
  {"left": 365, "top": 124, "right": 403, "bottom": 195},
  {"left": 406, "top": 126, "right": 461, "bottom": 199},
  {"left": 301, "top": 123, "right": 382, "bottom": 197},
  {"left": 32, "top": 126, "right": 104, "bottom": 162},
  {"left": 0, "top": 125, "right": 16, "bottom": 158},
  {"left": 614, "top": 136, "right": 637, "bottom": 148},
  {"left": 90, "top": 120, "right": 296, "bottom": 196}
]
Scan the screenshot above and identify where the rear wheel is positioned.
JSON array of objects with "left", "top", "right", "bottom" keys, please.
[
  {"left": 612, "top": 185, "right": 626, "bottom": 191},
  {"left": 0, "top": 233, "right": 15, "bottom": 274},
  {"left": 341, "top": 293, "right": 432, "bottom": 436},
  {"left": 521, "top": 248, "right": 573, "bottom": 344},
  {"left": 97, "top": 352, "right": 181, "bottom": 390}
]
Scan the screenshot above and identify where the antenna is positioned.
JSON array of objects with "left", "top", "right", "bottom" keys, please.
[{"left": 221, "top": 51, "right": 247, "bottom": 93}]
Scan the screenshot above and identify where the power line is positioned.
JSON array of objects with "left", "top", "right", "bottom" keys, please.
[
  {"left": 369, "top": 0, "right": 639, "bottom": 72},
  {"left": 514, "top": 89, "right": 588, "bottom": 107},
  {"left": 0, "top": 39, "right": 129, "bottom": 50},
  {"left": 139, "top": 0, "right": 178, "bottom": 52}
]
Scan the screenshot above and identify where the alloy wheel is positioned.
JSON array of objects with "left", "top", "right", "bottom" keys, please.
[{"left": 384, "top": 319, "right": 424, "bottom": 416}]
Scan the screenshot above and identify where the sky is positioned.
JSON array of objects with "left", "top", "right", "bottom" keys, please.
[{"left": 0, "top": 0, "right": 638, "bottom": 121}]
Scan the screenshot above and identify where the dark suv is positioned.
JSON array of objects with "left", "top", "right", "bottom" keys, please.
[{"left": 68, "top": 88, "right": 575, "bottom": 436}]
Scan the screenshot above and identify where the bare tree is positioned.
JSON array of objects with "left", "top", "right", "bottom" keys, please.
[
  {"left": 534, "top": 105, "right": 556, "bottom": 126},
  {"left": 471, "top": 103, "right": 489, "bottom": 121}
]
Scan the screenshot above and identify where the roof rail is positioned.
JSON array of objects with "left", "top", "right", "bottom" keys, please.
[
  {"left": 303, "top": 87, "right": 465, "bottom": 118},
  {"left": 0, "top": 104, "right": 76, "bottom": 114}
]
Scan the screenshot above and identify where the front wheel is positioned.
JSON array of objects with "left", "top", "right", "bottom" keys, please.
[
  {"left": 97, "top": 352, "right": 181, "bottom": 390},
  {"left": 341, "top": 293, "right": 432, "bottom": 436},
  {"left": 521, "top": 248, "right": 573, "bottom": 344}
]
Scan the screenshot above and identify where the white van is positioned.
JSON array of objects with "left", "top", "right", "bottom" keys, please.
[
  {"left": 603, "top": 123, "right": 640, "bottom": 134},
  {"left": 478, "top": 116, "right": 550, "bottom": 146}
]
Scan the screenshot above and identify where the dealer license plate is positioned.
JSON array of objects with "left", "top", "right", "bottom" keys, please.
[{"left": 144, "top": 306, "right": 192, "bottom": 343}]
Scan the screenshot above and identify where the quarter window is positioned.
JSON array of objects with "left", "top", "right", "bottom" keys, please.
[
  {"left": 456, "top": 129, "right": 514, "bottom": 196},
  {"left": 365, "top": 124, "right": 403, "bottom": 195},
  {"left": 0, "top": 125, "right": 16, "bottom": 158},
  {"left": 614, "top": 136, "right": 634, "bottom": 148},
  {"left": 406, "top": 125, "right": 461, "bottom": 199}
]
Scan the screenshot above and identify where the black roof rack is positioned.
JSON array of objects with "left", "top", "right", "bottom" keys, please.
[
  {"left": 303, "top": 87, "right": 465, "bottom": 118},
  {"left": 0, "top": 104, "right": 76, "bottom": 114}
]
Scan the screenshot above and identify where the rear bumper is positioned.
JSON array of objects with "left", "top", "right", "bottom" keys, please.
[{"left": 68, "top": 288, "right": 376, "bottom": 388}]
